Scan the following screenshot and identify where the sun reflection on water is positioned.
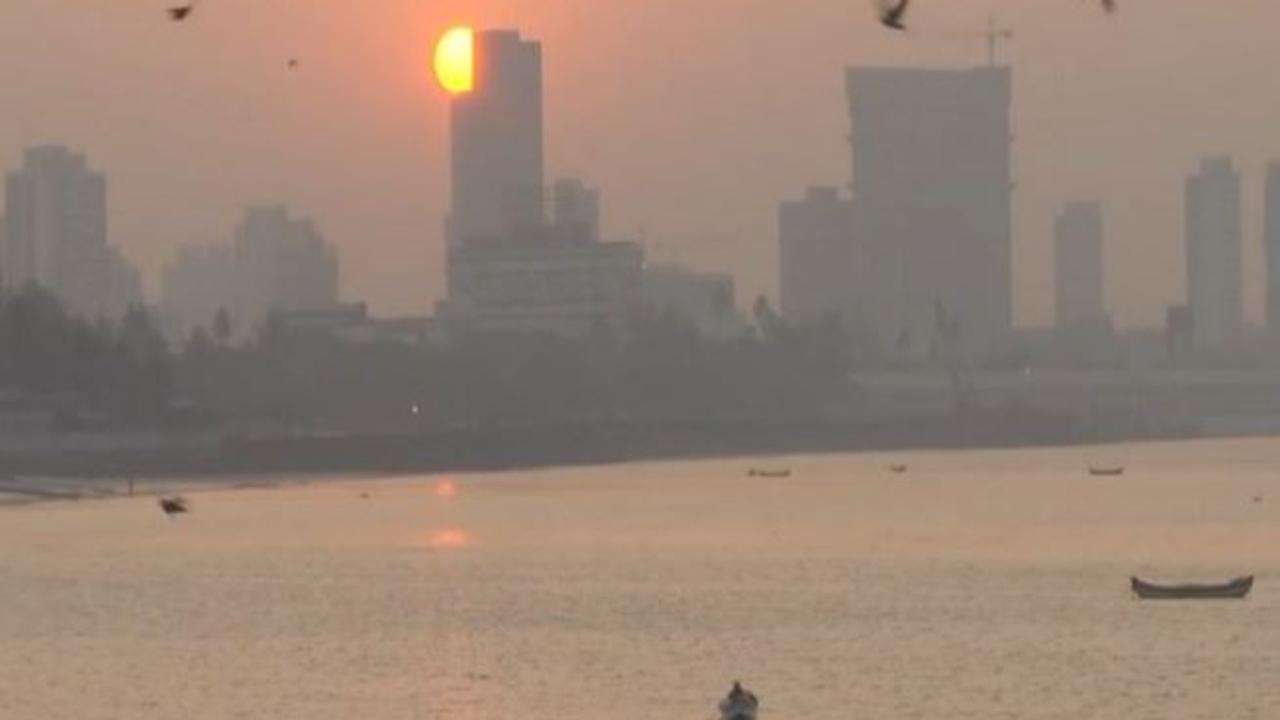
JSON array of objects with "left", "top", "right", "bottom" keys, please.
[{"left": 427, "top": 528, "right": 470, "bottom": 549}]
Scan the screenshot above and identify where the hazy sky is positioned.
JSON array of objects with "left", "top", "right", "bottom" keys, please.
[{"left": 3, "top": 1, "right": 1279, "bottom": 327}]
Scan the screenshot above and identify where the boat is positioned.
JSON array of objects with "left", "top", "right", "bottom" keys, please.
[
  {"left": 718, "top": 681, "right": 758, "bottom": 720},
  {"left": 890, "top": 464, "right": 909, "bottom": 474},
  {"left": 748, "top": 469, "right": 791, "bottom": 479},
  {"left": 1130, "top": 575, "right": 1253, "bottom": 600},
  {"left": 1089, "top": 466, "right": 1125, "bottom": 476}
]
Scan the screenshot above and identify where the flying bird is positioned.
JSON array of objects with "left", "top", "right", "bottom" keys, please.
[
  {"left": 876, "top": 0, "right": 911, "bottom": 30},
  {"left": 158, "top": 496, "right": 189, "bottom": 516},
  {"left": 288, "top": 58, "right": 299, "bottom": 69},
  {"left": 168, "top": 2, "right": 198, "bottom": 22}
]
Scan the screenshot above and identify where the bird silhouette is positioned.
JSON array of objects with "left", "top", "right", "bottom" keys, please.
[
  {"left": 168, "top": 2, "right": 197, "bottom": 22},
  {"left": 288, "top": 58, "right": 299, "bottom": 69},
  {"left": 877, "top": 0, "right": 911, "bottom": 30},
  {"left": 158, "top": 496, "right": 189, "bottom": 516}
]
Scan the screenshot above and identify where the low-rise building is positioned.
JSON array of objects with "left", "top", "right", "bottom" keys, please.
[{"left": 439, "top": 224, "right": 643, "bottom": 338}]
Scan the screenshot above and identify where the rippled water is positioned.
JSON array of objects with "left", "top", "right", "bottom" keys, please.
[{"left": 3, "top": 438, "right": 1280, "bottom": 719}]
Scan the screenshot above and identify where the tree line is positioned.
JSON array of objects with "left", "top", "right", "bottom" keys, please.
[
  {"left": 0, "top": 284, "right": 171, "bottom": 424},
  {"left": 177, "top": 300, "right": 862, "bottom": 430},
  {"left": 0, "top": 284, "right": 864, "bottom": 429}
]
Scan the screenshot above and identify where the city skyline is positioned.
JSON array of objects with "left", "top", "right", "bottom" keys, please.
[
  {"left": 7, "top": 10, "right": 1280, "bottom": 720},
  {"left": 5, "top": 2, "right": 1280, "bottom": 329}
]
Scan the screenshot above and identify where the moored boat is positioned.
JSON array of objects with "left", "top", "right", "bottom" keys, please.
[
  {"left": 747, "top": 469, "right": 791, "bottom": 479},
  {"left": 1089, "top": 466, "right": 1125, "bottom": 476},
  {"left": 1131, "top": 575, "right": 1253, "bottom": 600}
]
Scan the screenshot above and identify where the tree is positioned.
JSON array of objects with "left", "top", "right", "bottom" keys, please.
[{"left": 212, "top": 307, "right": 232, "bottom": 346}]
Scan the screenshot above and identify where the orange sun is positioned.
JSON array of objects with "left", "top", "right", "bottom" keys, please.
[{"left": 434, "top": 26, "right": 474, "bottom": 95}]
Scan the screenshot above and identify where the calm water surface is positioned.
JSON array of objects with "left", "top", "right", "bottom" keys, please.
[{"left": 3, "top": 438, "right": 1280, "bottom": 719}]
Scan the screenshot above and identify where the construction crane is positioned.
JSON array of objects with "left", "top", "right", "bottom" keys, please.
[{"left": 984, "top": 15, "right": 1013, "bottom": 67}]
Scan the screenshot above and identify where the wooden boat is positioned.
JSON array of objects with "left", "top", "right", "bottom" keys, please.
[
  {"left": 1130, "top": 575, "right": 1253, "bottom": 600},
  {"left": 1089, "top": 466, "right": 1125, "bottom": 476}
]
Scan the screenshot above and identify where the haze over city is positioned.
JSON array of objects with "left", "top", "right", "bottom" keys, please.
[
  {"left": 2, "top": 0, "right": 1279, "bottom": 327},
  {"left": 10, "top": 3, "right": 1280, "bottom": 719}
]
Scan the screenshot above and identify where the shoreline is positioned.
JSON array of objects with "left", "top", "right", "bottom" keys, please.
[
  {"left": 0, "top": 473, "right": 282, "bottom": 507},
  {"left": 0, "top": 410, "right": 1203, "bottom": 495}
]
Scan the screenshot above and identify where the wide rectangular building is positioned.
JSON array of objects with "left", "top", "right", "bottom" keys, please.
[
  {"left": 440, "top": 227, "right": 643, "bottom": 337},
  {"left": 846, "top": 66, "right": 1012, "bottom": 359}
]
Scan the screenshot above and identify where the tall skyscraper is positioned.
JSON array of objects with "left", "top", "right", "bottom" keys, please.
[
  {"left": 2, "top": 145, "right": 140, "bottom": 318},
  {"left": 1184, "top": 156, "right": 1242, "bottom": 350},
  {"left": 447, "top": 29, "right": 543, "bottom": 247},
  {"left": 438, "top": 30, "right": 644, "bottom": 339},
  {"left": 1053, "top": 201, "right": 1106, "bottom": 330},
  {"left": 4, "top": 146, "right": 105, "bottom": 291},
  {"left": 778, "top": 186, "right": 861, "bottom": 324},
  {"left": 1265, "top": 163, "right": 1280, "bottom": 340},
  {"left": 846, "top": 66, "right": 1012, "bottom": 358}
]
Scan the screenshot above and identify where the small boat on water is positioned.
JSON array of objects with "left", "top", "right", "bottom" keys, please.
[
  {"left": 889, "top": 464, "right": 909, "bottom": 474},
  {"left": 748, "top": 469, "right": 791, "bottom": 479},
  {"left": 1089, "top": 466, "right": 1125, "bottom": 477},
  {"left": 718, "top": 681, "right": 759, "bottom": 720},
  {"left": 1131, "top": 575, "right": 1253, "bottom": 600}
]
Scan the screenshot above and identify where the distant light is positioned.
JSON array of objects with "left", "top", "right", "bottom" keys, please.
[
  {"left": 435, "top": 479, "right": 458, "bottom": 498},
  {"left": 434, "top": 27, "right": 474, "bottom": 95},
  {"left": 411, "top": 404, "right": 420, "bottom": 416}
]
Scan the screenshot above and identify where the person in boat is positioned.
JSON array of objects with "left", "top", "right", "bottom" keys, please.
[{"left": 719, "top": 681, "right": 759, "bottom": 720}]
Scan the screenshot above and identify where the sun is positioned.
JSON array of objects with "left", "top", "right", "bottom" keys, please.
[{"left": 434, "top": 26, "right": 474, "bottom": 96}]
